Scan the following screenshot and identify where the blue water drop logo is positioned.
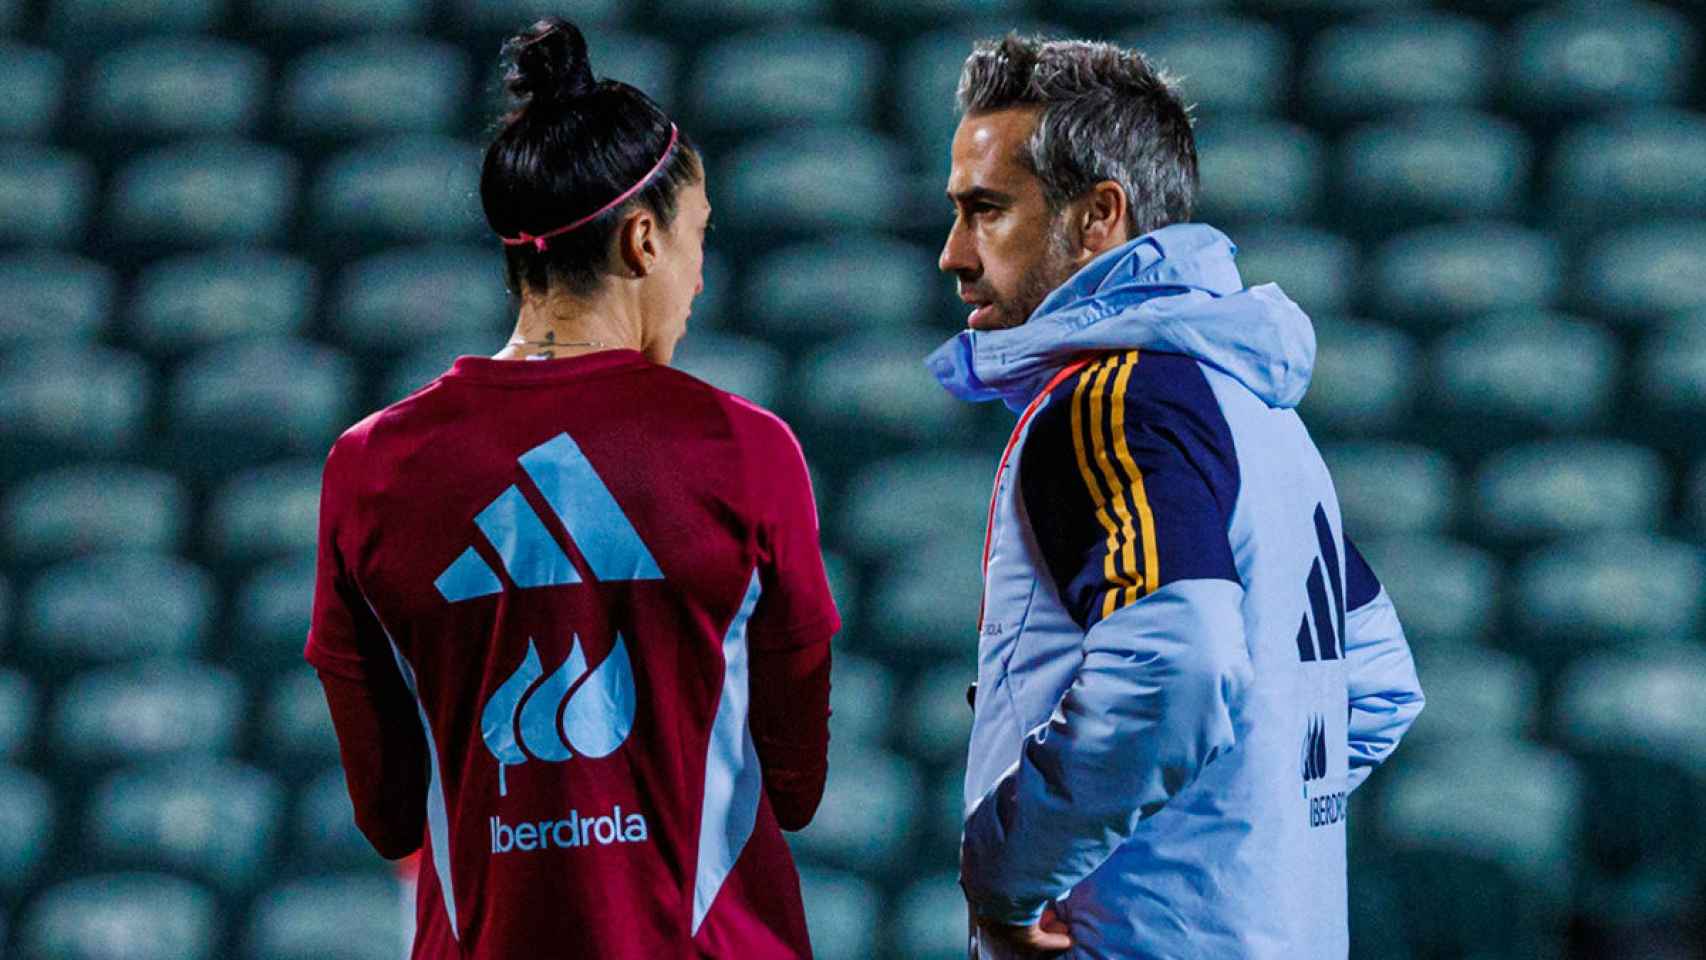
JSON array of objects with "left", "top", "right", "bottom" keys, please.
[
  {"left": 479, "top": 633, "right": 638, "bottom": 796},
  {"left": 481, "top": 640, "right": 542, "bottom": 797},
  {"left": 518, "top": 635, "right": 586, "bottom": 763},
  {"left": 562, "top": 633, "right": 636, "bottom": 759}
]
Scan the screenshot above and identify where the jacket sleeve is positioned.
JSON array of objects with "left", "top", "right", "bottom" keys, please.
[
  {"left": 961, "top": 351, "right": 1251, "bottom": 924},
  {"left": 960, "top": 581, "right": 1250, "bottom": 924},
  {"left": 1342, "top": 539, "right": 1424, "bottom": 794}
]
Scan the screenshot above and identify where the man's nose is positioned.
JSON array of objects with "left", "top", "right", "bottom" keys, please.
[{"left": 939, "top": 222, "right": 978, "bottom": 276}]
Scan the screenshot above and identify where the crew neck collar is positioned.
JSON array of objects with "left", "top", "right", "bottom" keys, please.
[{"left": 444, "top": 348, "right": 651, "bottom": 384}]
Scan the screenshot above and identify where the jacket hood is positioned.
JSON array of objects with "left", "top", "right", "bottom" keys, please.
[{"left": 926, "top": 223, "right": 1316, "bottom": 413}]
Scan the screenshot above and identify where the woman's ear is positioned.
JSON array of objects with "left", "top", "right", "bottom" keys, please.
[{"left": 617, "top": 210, "right": 658, "bottom": 278}]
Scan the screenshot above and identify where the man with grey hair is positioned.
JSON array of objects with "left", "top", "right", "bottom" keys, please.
[{"left": 927, "top": 34, "right": 1423, "bottom": 958}]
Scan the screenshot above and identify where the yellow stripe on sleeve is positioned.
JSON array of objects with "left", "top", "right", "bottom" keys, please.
[{"left": 1109, "top": 351, "right": 1160, "bottom": 607}]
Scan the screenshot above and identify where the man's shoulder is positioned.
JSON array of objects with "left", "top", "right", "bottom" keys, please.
[{"left": 1026, "top": 349, "right": 1228, "bottom": 442}]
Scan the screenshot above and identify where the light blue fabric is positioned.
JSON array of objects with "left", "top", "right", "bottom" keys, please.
[
  {"left": 924, "top": 223, "right": 1315, "bottom": 414},
  {"left": 935, "top": 223, "right": 1423, "bottom": 959}
]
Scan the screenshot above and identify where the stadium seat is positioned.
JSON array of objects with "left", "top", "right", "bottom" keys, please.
[
  {"left": 793, "top": 333, "right": 978, "bottom": 467},
  {"left": 1555, "top": 647, "right": 1706, "bottom": 914},
  {"left": 1514, "top": 533, "right": 1703, "bottom": 663},
  {"left": 21, "top": 553, "right": 215, "bottom": 666},
  {"left": 51, "top": 661, "right": 243, "bottom": 767},
  {"left": 1378, "top": 741, "right": 1581, "bottom": 959},
  {"left": 20, "top": 873, "right": 219, "bottom": 960},
  {"left": 896, "top": 872, "right": 971, "bottom": 960},
  {"left": 382, "top": 337, "right": 484, "bottom": 405},
  {"left": 822, "top": 550, "right": 859, "bottom": 633},
  {"left": 716, "top": 128, "right": 907, "bottom": 238},
  {"left": 292, "top": 767, "right": 383, "bottom": 869},
  {"left": 827, "top": 654, "right": 896, "bottom": 747},
  {"left": 166, "top": 337, "right": 357, "bottom": 478},
  {"left": 843, "top": 0, "right": 1023, "bottom": 33},
  {"left": 310, "top": 137, "right": 483, "bottom": 245},
  {"left": 86, "top": 758, "right": 282, "bottom": 892},
  {"left": 1506, "top": 1, "right": 1697, "bottom": 118},
  {"left": 1320, "top": 442, "right": 1457, "bottom": 537},
  {"left": 0, "top": 43, "right": 63, "bottom": 139},
  {"left": 1225, "top": 225, "right": 1357, "bottom": 317},
  {"left": 1474, "top": 440, "right": 1665, "bottom": 545},
  {"left": 1297, "top": 316, "right": 1418, "bottom": 437},
  {"left": 1336, "top": 111, "right": 1530, "bottom": 231},
  {"left": 896, "top": 21, "right": 1063, "bottom": 174},
  {"left": 669, "top": 333, "right": 787, "bottom": 409},
  {"left": 867, "top": 542, "right": 984, "bottom": 655},
  {"left": 281, "top": 39, "right": 470, "bottom": 140},
  {"left": 205, "top": 460, "right": 321, "bottom": 565},
  {"left": 0, "top": 251, "right": 115, "bottom": 346},
  {"left": 451, "top": 0, "right": 625, "bottom": 34},
  {"left": 330, "top": 245, "right": 508, "bottom": 357},
  {"left": 0, "top": 669, "right": 36, "bottom": 758},
  {"left": 1369, "top": 222, "right": 1562, "bottom": 327},
  {"left": 261, "top": 665, "right": 339, "bottom": 764},
  {"left": 248, "top": 0, "right": 426, "bottom": 34},
  {"left": 1427, "top": 311, "right": 1617, "bottom": 443},
  {"left": 1549, "top": 110, "right": 1706, "bottom": 235},
  {"left": 83, "top": 38, "right": 265, "bottom": 141},
  {"left": 746, "top": 236, "right": 936, "bottom": 341},
  {"left": 108, "top": 140, "right": 298, "bottom": 247},
  {"left": 578, "top": 28, "right": 680, "bottom": 108},
  {"left": 1637, "top": 318, "right": 1706, "bottom": 452},
  {"left": 244, "top": 873, "right": 406, "bottom": 960},
  {"left": 1354, "top": 536, "right": 1500, "bottom": 648},
  {"left": 790, "top": 742, "right": 922, "bottom": 874},
  {"left": 1122, "top": 16, "right": 1291, "bottom": 118},
  {"left": 0, "top": 765, "right": 51, "bottom": 891},
  {"left": 45, "top": 0, "right": 224, "bottom": 38},
  {"left": 1407, "top": 645, "right": 1538, "bottom": 746},
  {"left": 0, "top": 144, "right": 95, "bottom": 247},
  {"left": 795, "top": 867, "right": 882, "bottom": 960},
  {"left": 131, "top": 250, "right": 317, "bottom": 356},
  {"left": 234, "top": 557, "right": 315, "bottom": 669},
  {"left": 1302, "top": 13, "right": 1494, "bottom": 124},
  {"left": 837, "top": 451, "right": 992, "bottom": 561},
  {"left": 1194, "top": 121, "right": 1324, "bottom": 224},
  {"left": 4, "top": 465, "right": 188, "bottom": 565},
  {"left": 0, "top": 345, "right": 153, "bottom": 476},
  {"left": 690, "top": 27, "right": 879, "bottom": 132},
  {"left": 1583, "top": 221, "right": 1706, "bottom": 327},
  {"left": 898, "top": 663, "right": 973, "bottom": 763}
]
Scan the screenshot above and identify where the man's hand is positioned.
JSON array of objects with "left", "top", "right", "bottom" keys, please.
[{"left": 974, "top": 905, "right": 1073, "bottom": 955}]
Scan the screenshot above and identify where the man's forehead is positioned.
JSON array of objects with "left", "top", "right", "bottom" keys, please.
[{"left": 947, "top": 107, "right": 1040, "bottom": 196}]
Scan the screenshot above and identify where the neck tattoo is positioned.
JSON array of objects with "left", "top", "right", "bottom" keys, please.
[{"left": 504, "top": 330, "right": 608, "bottom": 359}]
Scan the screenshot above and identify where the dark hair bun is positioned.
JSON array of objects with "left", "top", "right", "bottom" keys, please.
[{"left": 504, "top": 17, "right": 597, "bottom": 109}]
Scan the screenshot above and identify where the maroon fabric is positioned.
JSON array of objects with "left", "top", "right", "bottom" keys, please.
[{"left": 307, "top": 349, "right": 838, "bottom": 960}]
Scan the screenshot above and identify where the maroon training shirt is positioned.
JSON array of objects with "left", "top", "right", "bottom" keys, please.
[{"left": 306, "top": 349, "right": 839, "bottom": 959}]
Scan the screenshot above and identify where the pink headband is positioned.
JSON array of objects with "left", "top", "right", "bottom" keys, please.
[{"left": 499, "top": 123, "right": 681, "bottom": 253}]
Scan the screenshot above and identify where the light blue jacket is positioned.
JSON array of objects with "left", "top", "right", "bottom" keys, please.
[{"left": 927, "top": 224, "right": 1424, "bottom": 960}]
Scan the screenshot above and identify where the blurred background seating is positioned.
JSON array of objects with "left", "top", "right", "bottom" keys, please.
[{"left": 1, "top": 0, "right": 1702, "bottom": 957}]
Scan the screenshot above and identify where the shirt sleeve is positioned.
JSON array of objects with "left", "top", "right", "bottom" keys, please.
[
  {"left": 1342, "top": 539, "right": 1424, "bottom": 794},
  {"left": 961, "top": 351, "right": 1250, "bottom": 924},
  {"left": 303, "top": 430, "right": 430, "bottom": 857},
  {"left": 304, "top": 434, "right": 382, "bottom": 682},
  {"left": 729, "top": 397, "right": 840, "bottom": 830}
]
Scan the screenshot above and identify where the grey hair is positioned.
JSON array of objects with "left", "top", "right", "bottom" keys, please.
[{"left": 956, "top": 33, "right": 1198, "bottom": 237}]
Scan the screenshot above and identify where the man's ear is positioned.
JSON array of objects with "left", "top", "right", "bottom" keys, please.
[
  {"left": 1075, "top": 180, "right": 1130, "bottom": 259},
  {"left": 617, "top": 210, "right": 658, "bottom": 277}
]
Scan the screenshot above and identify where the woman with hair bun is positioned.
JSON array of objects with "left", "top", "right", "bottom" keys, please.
[{"left": 306, "top": 17, "right": 838, "bottom": 958}]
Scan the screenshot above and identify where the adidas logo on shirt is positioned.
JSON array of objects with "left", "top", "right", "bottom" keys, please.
[{"left": 435, "top": 432, "right": 664, "bottom": 602}]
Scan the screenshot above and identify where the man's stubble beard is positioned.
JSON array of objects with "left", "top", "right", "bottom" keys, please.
[{"left": 992, "top": 219, "right": 1079, "bottom": 331}]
